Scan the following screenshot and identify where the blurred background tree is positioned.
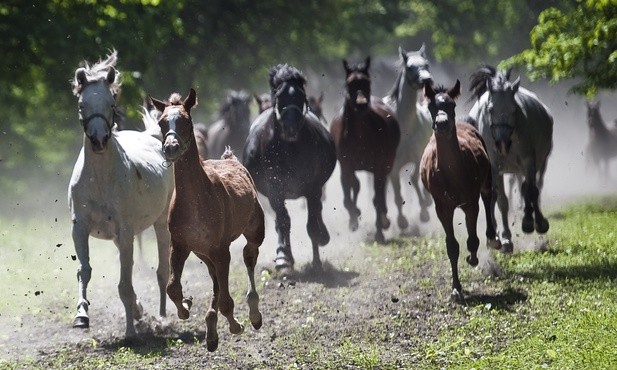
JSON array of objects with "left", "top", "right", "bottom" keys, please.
[{"left": 1, "top": 0, "right": 595, "bottom": 203}]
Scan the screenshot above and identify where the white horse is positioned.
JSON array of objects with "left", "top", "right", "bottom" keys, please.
[
  {"left": 68, "top": 50, "right": 173, "bottom": 338},
  {"left": 383, "top": 44, "right": 434, "bottom": 231}
]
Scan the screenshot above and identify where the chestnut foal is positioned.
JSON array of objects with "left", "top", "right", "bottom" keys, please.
[{"left": 151, "top": 89, "right": 265, "bottom": 352}]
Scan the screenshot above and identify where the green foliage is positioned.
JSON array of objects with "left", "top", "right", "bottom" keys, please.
[{"left": 505, "top": 1, "right": 617, "bottom": 98}]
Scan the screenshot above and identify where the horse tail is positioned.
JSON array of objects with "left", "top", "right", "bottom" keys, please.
[
  {"left": 468, "top": 64, "right": 497, "bottom": 102},
  {"left": 221, "top": 146, "right": 238, "bottom": 161}
]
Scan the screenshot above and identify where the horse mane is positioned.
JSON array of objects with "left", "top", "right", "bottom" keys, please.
[
  {"left": 468, "top": 64, "right": 512, "bottom": 102},
  {"left": 168, "top": 93, "right": 183, "bottom": 105},
  {"left": 269, "top": 64, "right": 307, "bottom": 95},
  {"left": 71, "top": 49, "right": 121, "bottom": 97},
  {"left": 386, "top": 72, "right": 403, "bottom": 100}
]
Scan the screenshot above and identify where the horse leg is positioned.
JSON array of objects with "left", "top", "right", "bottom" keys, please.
[
  {"left": 269, "top": 196, "right": 294, "bottom": 272},
  {"left": 462, "top": 202, "right": 480, "bottom": 267},
  {"left": 495, "top": 173, "right": 513, "bottom": 252},
  {"left": 202, "top": 258, "right": 220, "bottom": 352},
  {"left": 153, "top": 214, "right": 171, "bottom": 317},
  {"left": 533, "top": 162, "right": 550, "bottom": 233},
  {"left": 72, "top": 220, "right": 92, "bottom": 329},
  {"left": 341, "top": 167, "right": 361, "bottom": 231},
  {"left": 373, "top": 173, "right": 390, "bottom": 244},
  {"left": 243, "top": 204, "right": 265, "bottom": 330},
  {"left": 481, "top": 188, "right": 501, "bottom": 250},
  {"left": 306, "top": 189, "right": 330, "bottom": 270},
  {"left": 410, "top": 165, "right": 431, "bottom": 222},
  {"left": 166, "top": 242, "right": 192, "bottom": 320},
  {"left": 435, "top": 204, "right": 462, "bottom": 300},
  {"left": 389, "top": 167, "right": 409, "bottom": 230},
  {"left": 114, "top": 231, "right": 139, "bottom": 338},
  {"left": 213, "top": 250, "right": 244, "bottom": 336}
]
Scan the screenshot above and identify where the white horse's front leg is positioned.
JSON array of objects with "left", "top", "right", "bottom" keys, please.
[
  {"left": 115, "top": 231, "right": 140, "bottom": 338},
  {"left": 494, "top": 173, "right": 513, "bottom": 252},
  {"left": 72, "top": 220, "right": 91, "bottom": 328}
]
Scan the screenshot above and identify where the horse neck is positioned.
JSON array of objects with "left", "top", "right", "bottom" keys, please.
[
  {"left": 434, "top": 127, "right": 463, "bottom": 170},
  {"left": 396, "top": 73, "right": 419, "bottom": 125},
  {"left": 172, "top": 137, "right": 213, "bottom": 197},
  {"left": 82, "top": 133, "right": 121, "bottom": 174}
]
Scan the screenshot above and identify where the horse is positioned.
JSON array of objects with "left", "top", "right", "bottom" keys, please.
[
  {"left": 206, "top": 90, "right": 252, "bottom": 161},
  {"left": 466, "top": 65, "right": 553, "bottom": 252},
  {"left": 243, "top": 64, "right": 336, "bottom": 273},
  {"left": 308, "top": 92, "right": 327, "bottom": 125},
  {"left": 383, "top": 44, "right": 434, "bottom": 230},
  {"left": 150, "top": 89, "right": 265, "bottom": 352},
  {"left": 420, "top": 80, "right": 501, "bottom": 300},
  {"left": 585, "top": 100, "right": 617, "bottom": 178},
  {"left": 254, "top": 93, "right": 272, "bottom": 114},
  {"left": 330, "top": 57, "right": 401, "bottom": 243},
  {"left": 67, "top": 50, "right": 173, "bottom": 338}
]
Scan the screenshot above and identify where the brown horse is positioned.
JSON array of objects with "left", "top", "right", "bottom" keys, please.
[
  {"left": 585, "top": 100, "right": 617, "bottom": 178},
  {"left": 150, "top": 89, "right": 265, "bottom": 352},
  {"left": 330, "top": 57, "right": 400, "bottom": 243},
  {"left": 420, "top": 80, "right": 501, "bottom": 300}
]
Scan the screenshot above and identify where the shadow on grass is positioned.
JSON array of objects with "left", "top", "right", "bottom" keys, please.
[
  {"left": 290, "top": 261, "right": 359, "bottom": 288},
  {"left": 461, "top": 287, "right": 528, "bottom": 312},
  {"left": 100, "top": 328, "right": 206, "bottom": 355},
  {"left": 518, "top": 258, "right": 617, "bottom": 283}
]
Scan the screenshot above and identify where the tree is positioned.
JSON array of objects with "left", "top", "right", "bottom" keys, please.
[{"left": 504, "top": 1, "right": 617, "bottom": 98}]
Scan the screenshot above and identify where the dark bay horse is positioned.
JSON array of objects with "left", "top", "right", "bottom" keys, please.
[
  {"left": 330, "top": 57, "right": 400, "bottom": 243},
  {"left": 467, "top": 65, "right": 553, "bottom": 252},
  {"left": 68, "top": 50, "right": 173, "bottom": 337},
  {"left": 256, "top": 91, "right": 326, "bottom": 125},
  {"left": 383, "top": 44, "right": 434, "bottom": 229},
  {"left": 585, "top": 100, "right": 617, "bottom": 178},
  {"left": 243, "top": 64, "right": 336, "bottom": 273},
  {"left": 421, "top": 81, "right": 500, "bottom": 299},
  {"left": 206, "top": 90, "right": 251, "bottom": 160},
  {"left": 151, "top": 89, "right": 265, "bottom": 352}
]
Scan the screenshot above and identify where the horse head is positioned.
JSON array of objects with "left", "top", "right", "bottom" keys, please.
[
  {"left": 400, "top": 44, "right": 432, "bottom": 90},
  {"left": 254, "top": 93, "right": 272, "bottom": 114},
  {"left": 586, "top": 100, "right": 603, "bottom": 130},
  {"left": 425, "top": 80, "right": 461, "bottom": 138},
  {"left": 151, "top": 88, "right": 198, "bottom": 162},
  {"left": 343, "top": 57, "right": 371, "bottom": 112},
  {"left": 220, "top": 90, "right": 251, "bottom": 128},
  {"left": 72, "top": 50, "right": 121, "bottom": 154},
  {"left": 486, "top": 72, "right": 520, "bottom": 155},
  {"left": 269, "top": 64, "right": 308, "bottom": 141}
]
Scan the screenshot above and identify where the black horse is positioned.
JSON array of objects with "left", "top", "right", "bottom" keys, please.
[{"left": 243, "top": 64, "right": 336, "bottom": 274}]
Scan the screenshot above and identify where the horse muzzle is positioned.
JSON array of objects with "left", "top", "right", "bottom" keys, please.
[
  {"left": 163, "top": 134, "right": 182, "bottom": 162},
  {"left": 491, "top": 124, "right": 514, "bottom": 155},
  {"left": 87, "top": 133, "right": 110, "bottom": 154},
  {"left": 433, "top": 111, "right": 452, "bottom": 136}
]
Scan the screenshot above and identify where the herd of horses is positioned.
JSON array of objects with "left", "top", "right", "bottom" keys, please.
[{"left": 66, "top": 47, "right": 615, "bottom": 349}]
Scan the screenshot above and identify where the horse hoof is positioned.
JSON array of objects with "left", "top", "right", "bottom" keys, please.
[
  {"left": 230, "top": 321, "right": 245, "bottom": 335},
  {"left": 419, "top": 209, "right": 430, "bottom": 223},
  {"left": 206, "top": 336, "right": 219, "bottom": 352},
  {"left": 466, "top": 255, "right": 479, "bottom": 267},
  {"left": 73, "top": 316, "right": 89, "bottom": 329},
  {"left": 349, "top": 218, "right": 359, "bottom": 232},
  {"left": 375, "top": 231, "right": 386, "bottom": 244},
  {"left": 450, "top": 288, "right": 463, "bottom": 302},
  {"left": 250, "top": 311, "right": 263, "bottom": 330},
  {"left": 397, "top": 215, "right": 409, "bottom": 230},
  {"left": 501, "top": 240, "right": 514, "bottom": 254},
  {"left": 535, "top": 218, "right": 549, "bottom": 234},
  {"left": 133, "top": 300, "right": 144, "bottom": 320},
  {"left": 522, "top": 217, "right": 534, "bottom": 234},
  {"left": 487, "top": 238, "right": 502, "bottom": 250}
]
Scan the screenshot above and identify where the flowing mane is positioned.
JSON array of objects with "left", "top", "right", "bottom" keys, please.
[
  {"left": 71, "top": 49, "right": 121, "bottom": 97},
  {"left": 468, "top": 64, "right": 512, "bottom": 102}
]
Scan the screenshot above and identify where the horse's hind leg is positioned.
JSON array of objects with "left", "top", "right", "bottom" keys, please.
[
  {"left": 533, "top": 162, "right": 550, "bottom": 233},
  {"left": 494, "top": 173, "right": 513, "bottom": 252},
  {"left": 166, "top": 242, "right": 192, "bottom": 320},
  {"left": 411, "top": 164, "right": 432, "bottom": 222},
  {"left": 341, "top": 167, "right": 361, "bottom": 231},
  {"left": 213, "top": 250, "right": 244, "bottom": 336},
  {"left": 306, "top": 189, "right": 330, "bottom": 269},
  {"left": 243, "top": 204, "right": 265, "bottom": 330},
  {"left": 153, "top": 214, "right": 171, "bottom": 317},
  {"left": 373, "top": 173, "right": 390, "bottom": 244},
  {"left": 389, "top": 167, "right": 409, "bottom": 230},
  {"left": 201, "top": 258, "right": 220, "bottom": 352},
  {"left": 115, "top": 232, "right": 139, "bottom": 337},
  {"left": 481, "top": 189, "right": 501, "bottom": 250}
]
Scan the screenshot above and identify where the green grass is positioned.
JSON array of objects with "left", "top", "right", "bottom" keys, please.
[{"left": 418, "top": 195, "right": 617, "bottom": 370}]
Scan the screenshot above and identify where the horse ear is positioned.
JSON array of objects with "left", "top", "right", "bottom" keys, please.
[
  {"left": 424, "top": 81, "right": 435, "bottom": 101},
  {"left": 106, "top": 68, "right": 116, "bottom": 85},
  {"left": 418, "top": 43, "right": 426, "bottom": 57},
  {"left": 511, "top": 76, "right": 520, "bottom": 93},
  {"left": 449, "top": 80, "right": 461, "bottom": 99},
  {"left": 184, "top": 88, "right": 197, "bottom": 111},
  {"left": 149, "top": 96, "right": 167, "bottom": 113},
  {"left": 399, "top": 46, "right": 408, "bottom": 62},
  {"left": 343, "top": 59, "right": 351, "bottom": 74},
  {"left": 365, "top": 56, "right": 371, "bottom": 70},
  {"left": 75, "top": 68, "right": 88, "bottom": 86}
]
